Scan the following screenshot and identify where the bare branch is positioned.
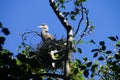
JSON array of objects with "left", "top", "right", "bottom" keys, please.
[
  {"left": 74, "top": 7, "right": 90, "bottom": 47},
  {"left": 74, "top": 3, "right": 84, "bottom": 37},
  {"left": 21, "top": 31, "right": 41, "bottom": 51}
]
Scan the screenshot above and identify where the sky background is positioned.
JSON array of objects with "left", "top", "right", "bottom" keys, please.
[{"left": 0, "top": 0, "right": 120, "bottom": 60}]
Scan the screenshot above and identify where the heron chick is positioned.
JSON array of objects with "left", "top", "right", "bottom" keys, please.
[{"left": 38, "top": 24, "right": 55, "bottom": 43}]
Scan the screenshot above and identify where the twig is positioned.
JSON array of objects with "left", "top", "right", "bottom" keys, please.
[
  {"left": 74, "top": 7, "right": 89, "bottom": 47},
  {"left": 73, "top": 3, "right": 84, "bottom": 37},
  {"left": 21, "top": 31, "right": 41, "bottom": 51}
]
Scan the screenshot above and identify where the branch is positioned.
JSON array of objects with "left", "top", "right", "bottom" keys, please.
[
  {"left": 49, "top": 0, "right": 72, "bottom": 32},
  {"left": 21, "top": 31, "right": 41, "bottom": 51},
  {"left": 49, "top": 0, "right": 73, "bottom": 79},
  {"left": 74, "top": 7, "right": 90, "bottom": 47},
  {"left": 73, "top": 3, "right": 84, "bottom": 37}
]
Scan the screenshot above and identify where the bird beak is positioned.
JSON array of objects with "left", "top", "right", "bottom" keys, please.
[{"left": 37, "top": 25, "right": 43, "bottom": 29}]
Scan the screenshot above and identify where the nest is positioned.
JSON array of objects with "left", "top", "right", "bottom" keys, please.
[
  {"left": 21, "top": 31, "right": 67, "bottom": 70},
  {"left": 36, "top": 39, "right": 67, "bottom": 69}
]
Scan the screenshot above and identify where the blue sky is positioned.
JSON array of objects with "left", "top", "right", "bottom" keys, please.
[{"left": 0, "top": 0, "right": 120, "bottom": 59}]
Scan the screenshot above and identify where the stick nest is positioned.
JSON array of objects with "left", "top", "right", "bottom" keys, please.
[{"left": 36, "top": 39, "right": 66, "bottom": 69}]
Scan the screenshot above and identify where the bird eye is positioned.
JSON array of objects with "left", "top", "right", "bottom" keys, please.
[{"left": 42, "top": 24, "right": 45, "bottom": 26}]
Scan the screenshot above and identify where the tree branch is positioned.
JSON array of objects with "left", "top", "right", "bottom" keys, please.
[
  {"left": 74, "top": 7, "right": 90, "bottom": 47},
  {"left": 73, "top": 3, "right": 84, "bottom": 37},
  {"left": 49, "top": 0, "right": 73, "bottom": 79}
]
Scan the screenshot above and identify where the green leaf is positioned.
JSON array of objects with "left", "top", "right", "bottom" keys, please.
[
  {"left": 87, "top": 62, "right": 92, "bottom": 67},
  {"left": 91, "top": 64, "right": 98, "bottom": 72},
  {"left": 83, "top": 57, "right": 87, "bottom": 61},
  {"left": 70, "top": 15, "right": 75, "bottom": 20},
  {"left": 98, "top": 56, "right": 104, "bottom": 61},
  {"left": 0, "top": 22, "right": 3, "bottom": 28},
  {"left": 59, "top": 0, "right": 65, "bottom": 3},
  {"left": 90, "top": 74, "right": 94, "bottom": 78},
  {"left": 93, "top": 52, "right": 98, "bottom": 58},
  {"left": 100, "top": 45, "right": 106, "bottom": 51},
  {"left": 79, "top": 65, "right": 86, "bottom": 70},
  {"left": 99, "top": 41, "right": 105, "bottom": 46},
  {"left": 78, "top": 48, "right": 82, "bottom": 54},
  {"left": 89, "top": 39, "right": 96, "bottom": 44},
  {"left": 74, "top": 68, "right": 79, "bottom": 74},
  {"left": 75, "top": 59, "right": 81, "bottom": 64},
  {"left": 61, "top": 5, "right": 65, "bottom": 9},
  {"left": 2, "top": 28, "right": 10, "bottom": 35},
  {"left": 84, "top": 69, "right": 89, "bottom": 78},
  {"left": 79, "top": 40, "right": 83, "bottom": 44},
  {"left": 91, "top": 49, "right": 99, "bottom": 52},
  {"left": 81, "top": 0, "right": 86, "bottom": 2},
  {"left": 0, "top": 36, "right": 5, "bottom": 45},
  {"left": 116, "top": 35, "right": 119, "bottom": 40},
  {"left": 115, "top": 54, "right": 120, "bottom": 60},
  {"left": 106, "top": 50, "right": 112, "bottom": 54},
  {"left": 108, "top": 36, "right": 117, "bottom": 41},
  {"left": 116, "top": 44, "right": 120, "bottom": 47}
]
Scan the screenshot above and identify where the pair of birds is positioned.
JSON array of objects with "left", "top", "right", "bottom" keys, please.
[{"left": 38, "top": 24, "right": 55, "bottom": 43}]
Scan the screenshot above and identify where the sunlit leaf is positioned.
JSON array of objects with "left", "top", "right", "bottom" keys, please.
[
  {"left": 80, "top": 0, "right": 86, "bottom": 2},
  {"left": 79, "top": 65, "right": 86, "bottom": 70},
  {"left": 59, "top": 0, "right": 65, "bottom": 3},
  {"left": 74, "top": 68, "right": 79, "bottom": 74},
  {"left": 75, "top": 59, "right": 81, "bottom": 64},
  {"left": 116, "top": 44, "right": 120, "bottom": 47},
  {"left": 91, "top": 64, "right": 98, "bottom": 72}
]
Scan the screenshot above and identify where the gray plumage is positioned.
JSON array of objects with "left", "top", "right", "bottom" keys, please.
[{"left": 38, "top": 24, "right": 55, "bottom": 43}]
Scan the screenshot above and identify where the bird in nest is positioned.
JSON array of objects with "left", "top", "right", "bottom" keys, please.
[{"left": 37, "top": 24, "right": 55, "bottom": 43}]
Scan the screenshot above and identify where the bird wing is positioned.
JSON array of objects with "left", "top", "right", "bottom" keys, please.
[{"left": 46, "top": 33, "right": 55, "bottom": 40}]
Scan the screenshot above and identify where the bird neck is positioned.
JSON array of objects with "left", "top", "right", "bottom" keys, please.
[{"left": 42, "top": 30, "right": 47, "bottom": 33}]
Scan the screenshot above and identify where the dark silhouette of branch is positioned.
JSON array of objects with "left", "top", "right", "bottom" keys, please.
[
  {"left": 74, "top": 7, "right": 90, "bottom": 47},
  {"left": 73, "top": 3, "right": 84, "bottom": 37},
  {"left": 21, "top": 31, "right": 41, "bottom": 51}
]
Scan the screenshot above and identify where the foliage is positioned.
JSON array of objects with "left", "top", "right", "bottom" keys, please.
[
  {"left": 0, "top": 0, "right": 120, "bottom": 80},
  {"left": 1, "top": 24, "right": 120, "bottom": 79}
]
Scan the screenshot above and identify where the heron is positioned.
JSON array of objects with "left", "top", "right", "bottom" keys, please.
[{"left": 37, "top": 24, "right": 55, "bottom": 43}]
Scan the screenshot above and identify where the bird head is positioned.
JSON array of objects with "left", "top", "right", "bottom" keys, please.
[{"left": 37, "top": 24, "right": 49, "bottom": 32}]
